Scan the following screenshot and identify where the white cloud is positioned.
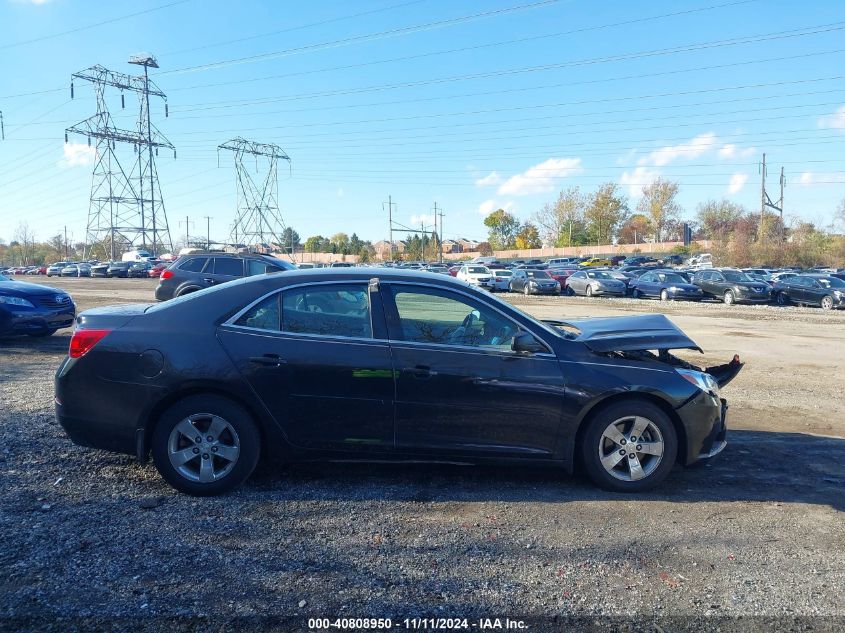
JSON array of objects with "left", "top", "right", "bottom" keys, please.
[
  {"left": 476, "top": 199, "right": 515, "bottom": 216},
  {"left": 619, "top": 166, "right": 660, "bottom": 198},
  {"left": 797, "top": 171, "right": 845, "bottom": 186},
  {"left": 497, "top": 157, "right": 582, "bottom": 196},
  {"left": 819, "top": 105, "right": 845, "bottom": 130},
  {"left": 59, "top": 142, "right": 96, "bottom": 168},
  {"left": 410, "top": 214, "right": 435, "bottom": 227},
  {"left": 719, "top": 144, "right": 757, "bottom": 159},
  {"left": 475, "top": 171, "right": 502, "bottom": 187},
  {"left": 638, "top": 132, "right": 717, "bottom": 167},
  {"left": 727, "top": 173, "right": 749, "bottom": 194}
]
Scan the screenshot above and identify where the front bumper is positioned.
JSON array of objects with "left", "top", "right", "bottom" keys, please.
[
  {"left": 735, "top": 289, "right": 771, "bottom": 303},
  {"left": 592, "top": 286, "right": 626, "bottom": 296},
  {"left": 527, "top": 284, "right": 559, "bottom": 295},
  {"left": 0, "top": 305, "right": 76, "bottom": 335},
  {"left": 677, "top": 392, "right": 729, "bottom": 465}
]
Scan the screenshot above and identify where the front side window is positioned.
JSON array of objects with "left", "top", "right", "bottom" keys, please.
[
  {"left": 282, "top": 284, "right": 372, "bottom": 339},
  {"left": 390, "top": 287, "right": 517, "bottom": 350}
]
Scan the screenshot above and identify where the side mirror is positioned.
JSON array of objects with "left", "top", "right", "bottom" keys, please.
[{"left": 511, "top": 330, "right": 546, "bottom": 354}]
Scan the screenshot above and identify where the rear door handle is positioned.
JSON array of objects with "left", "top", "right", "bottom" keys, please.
[
  {"left": 203, "top": 277, "right": 215, "bottom": 283},
  {"left": 249, "top": 354, "right": 286, "bottom": 367},
  {"left": 408, "top": 365, "right": 436, "bottom": 379}
]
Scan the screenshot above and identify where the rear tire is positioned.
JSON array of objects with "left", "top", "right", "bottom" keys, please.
[
  {"left": 632, "top": 288, "right": 641, "bottom": 299},
  {"left": 151, "top": 395, "right": 261, "bottom": 496},
  {"left": 580, "top": 400, "right": 678, "bottom": 492}
]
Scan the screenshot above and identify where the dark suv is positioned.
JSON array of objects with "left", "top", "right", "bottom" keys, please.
[
  {"left": 691, "top": 268, "right": 771, "bottom": 305},
  {"left": 154, "top": 253, "right": 295, "bottom": 301}
]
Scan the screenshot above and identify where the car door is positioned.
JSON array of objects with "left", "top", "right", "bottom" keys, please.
[
  {"left": 802, "top": 278, "right": 824, "bottom": 305},
  {"left": 637, "top": 272, "right": 655, "bottom": 297},
  {"left": 381, "top": 282, "right": 565, "bottom": 458},
  {"left": 208, "top": 257, "right": 244, "bottom": 286},
  {"left": 217, "top": 280, "right": 395, "bottom": 453},
  {"left": 568, "top": 271, "right": 586, "bottom": 294}
]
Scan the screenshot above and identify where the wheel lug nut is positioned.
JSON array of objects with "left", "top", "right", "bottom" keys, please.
[
  {"left": 195, "top": 436, "right": 202, "bottom": 443},
  {"left": 202, "top": 454, "right": 209, "bottom": 459},
  {"left": 211, "top": 447, "right": 218, "bottom": 453},
  {"left": 193, "top": 447, "right": 200, "bottom": 454},
  {"left": 620, "top": 439, "right": 627, "bottom": 445},
  {"left": 630, "top": 436, "right": 637, "bottom": 442},
  {"left": 206, "top": 436, "right": 213, "bottom": 441},
  {"left": 628, "top": 453, "right": 635, "bottom": 459},
  {"left": 636, "top": 445, "right": 642, "bottom": 451},
  {"left": 619, "top": 449, "right": 625, "bottom": 455}
]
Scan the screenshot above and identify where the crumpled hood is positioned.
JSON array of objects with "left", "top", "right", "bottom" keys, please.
[{"left": 548, "top": 313, "right": 702, "bottom": 353}]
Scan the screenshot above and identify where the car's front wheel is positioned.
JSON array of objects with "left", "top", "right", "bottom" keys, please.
[
  {"left": 580, "top": 400, "right": 678, "bottom": 492},
  {"left": 660, "top": 289, "right": 669, "bottom": 301},
  {"left": 151, "top": 395, "right": 261, "bottom": 496},
  {"left": 723, "top": 290, "right": 735, "bottom": 305},
  {"left": 523, "top": 284, "right": 530, "bottom": 296},
  {"left": 776, "top": 291, "right": 789, "bottom": 306},
  {"left": 821, "top": 295, "right": 834, "bottom": 310},
  {"left": 586, "top": 285, "right": 594, "bottom": 297}
]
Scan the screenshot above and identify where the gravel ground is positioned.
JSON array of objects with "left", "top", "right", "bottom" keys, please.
[{"left": 1, "top": 278, "right": 843, "bottom": 631}]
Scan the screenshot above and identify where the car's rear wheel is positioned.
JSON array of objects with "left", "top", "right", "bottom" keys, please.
[
  {"left": 151, "top": 395, "right": 260, "bottom": 496},
  {"left": 580, "top": 400, "right": 677, "bottom": 492},
  {"left": 776, "top": 291, "right": 789, "bottom": 306},
  {"left": 175, "top": 287, "right": 199, "bottom": 298},
  {"left": 821, "top": 295, "right": 834, "bottom": 310},
  {"left": 723, "top": 290, "right": 735, "bottom": 305}
]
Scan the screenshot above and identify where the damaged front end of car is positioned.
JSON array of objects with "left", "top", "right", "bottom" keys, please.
[{"left": 545, "top": 314, "right": 743, "bottom": 464}]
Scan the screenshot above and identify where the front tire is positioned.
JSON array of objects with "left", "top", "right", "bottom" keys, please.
[
  {"left": 523, "top": 284, "right": 530, "bottom": 296},
  {"left": 580, "top": 400, "right": 678, "bottom": 492},
  {"left": 632, "top": 288, "right": 641, "bottom": 299},
  {"left": 821, "top": 295, "right": 834, "bottom": 310},
  {"left": 151, "top": 395, "right": 261, "bottom": 496},
  {"left": 586, "top": 284, "right": 594, "bottom": 297},
  {"left": 660, "top": 289, "right": 669, "bottom": 301},
  {"left": 776, "top": 291, "right": 789, "bottom": 306},
  {"left": 723, "top": 290, "right": 735, "bottom": 305}
]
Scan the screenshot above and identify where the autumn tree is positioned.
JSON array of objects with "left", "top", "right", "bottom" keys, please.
[
  {"left": 696, "top": 199, "right": 745, "bottom": 243},
  {"left": 637, "top": 178, "right": 681, "bottom": 242},
  {"left": 533, "top": 186, "right": 588, "bottom": 247},
  {"left": 585, "top": 183, "right": 628, "bottom": 245},
  {"left": 483, "top": 209, "right": 520, "bottom": 250},
  {"left": 330, "top": 232, "right": 350, "bottom": 254},
  {"left": 617, "top": 214, "right": 652, "bottom": 245},
  {"left": 515, "top": 222, "right": 542, "bottom": 249}
]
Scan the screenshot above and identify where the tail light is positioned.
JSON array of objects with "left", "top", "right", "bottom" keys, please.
[
  {"left": 69, "top": 329, "right": 111, "bottom": 359},
  {"left": 160, "top": 269, "right": 174, "bottom": 280}
]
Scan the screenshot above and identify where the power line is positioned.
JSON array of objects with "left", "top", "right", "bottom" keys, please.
[
  {"left": 157, "top": 0, "right": 565, "bottom": 75},
  {"left": 163, "top": 0, "right": 760, "bottom": 92},
  {"left": 1, "top": 0, "right": 190, "bottom": 50}
]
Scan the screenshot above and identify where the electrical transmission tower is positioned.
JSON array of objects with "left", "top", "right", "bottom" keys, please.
[
  {"left": 218, "top": 137, "right": 291, "bottom": 253},
  {"left": 759, "top": 153, "right": 785, "bottom": 241},
  {"left": 66, "top": 54, "right": 175, "bottom": 260}
]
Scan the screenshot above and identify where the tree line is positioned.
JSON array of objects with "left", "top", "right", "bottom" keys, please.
[{"left": 482, "top": 182, "right": 845, "bottom": 267}]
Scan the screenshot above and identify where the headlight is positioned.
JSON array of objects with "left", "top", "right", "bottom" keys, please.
[
  {"left": 834, "top": 290, "right": 844, "bottom": 298},
  {"left": 676, "top": 368, "right": 720, "bottom": 396},
  {"left": 0, "top": 295, "right": 35, "bottom": 308}
]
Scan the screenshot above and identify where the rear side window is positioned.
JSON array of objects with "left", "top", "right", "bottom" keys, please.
[
  {"left": 281, "top": 284, "right": 372, "bottom": 339},
  {"left": 235, "top": 294, "right": 280, "bottom": 331},
  {"left": 246, "top": 259, "right": 280, "bottom": 276},
  {"left": 179, "top": 257, "right": 208, "bottom": 273},
  {"left": 213, "top": 258, "right": 244, "bottom": 277}
]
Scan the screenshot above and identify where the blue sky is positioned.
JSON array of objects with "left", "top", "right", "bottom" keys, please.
[{"left": 2, "top": 0, "right": 845, "bottom": 249}]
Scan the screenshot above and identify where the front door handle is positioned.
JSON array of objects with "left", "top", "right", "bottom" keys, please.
[
  {"left": 408, "top": 365, "right": 437, "bottom": 379},
  {"left": 203, "top": 277, "right": 215, "bottom": 284},
  {"left": 249, "top": 354, "right": 286, "bottom": 367}
]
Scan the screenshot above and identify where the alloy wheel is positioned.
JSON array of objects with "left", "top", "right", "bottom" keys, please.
[
  {"left": 776, "top": 292, "right": 788, "bottom": 306},
  {"left": 598, "top": 416, "right": 664, "bottom": 482},
  {"left": 167, "top": 413, "right": 241, "bottom": 483},
  {"left": 724, "top": 290, "right": 735, "bottom": 305},
  {"left": 660, "top": 289, "right": 669, "bottom": 301},
  {"left": 821, "top": 296, "right": 833, "bottom": 310}
]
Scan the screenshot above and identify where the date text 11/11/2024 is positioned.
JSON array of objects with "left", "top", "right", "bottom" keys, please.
[{"left": 308, "top": 617, "right": 528, "bottom": 630}]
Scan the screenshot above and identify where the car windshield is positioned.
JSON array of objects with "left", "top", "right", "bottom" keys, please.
[
  {"left": 586, "top": 271, "right": 613, "bottom": 279},
  {"left": 723, "top": 271, "right": 753, "bottom": 282},
  {"left": 467, "top": 266, "right": 489, "bottom": 274},
  {"left": 658, "top": 273, "right": 686, "bottom": 283},
  {"left": 817, "top": 277, "right": 845, "bottom": 288},
  {"left": 526, "top": 271, "right": 550, "bottom": 279}
]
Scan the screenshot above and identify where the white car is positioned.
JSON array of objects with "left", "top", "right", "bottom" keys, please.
[
  {"left": 456, "top": 265, "right": 494, "bottom": 290},
  {"left": 488, "top": 268, "right": 514, "bottom": 291}
]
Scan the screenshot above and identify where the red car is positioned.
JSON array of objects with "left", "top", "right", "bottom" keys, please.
[
  {"left": 148, "top": 263, "right": 168, "bottom": 278},
  {"left": 548, "top": 268, "right": 579, "bottom": 289},
  {"left": 448, "top": 265, "right": 460, "bottom": 277}
]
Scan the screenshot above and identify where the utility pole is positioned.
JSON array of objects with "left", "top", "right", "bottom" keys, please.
[
  {"left": 759, "top": 153, "right": 784, "bottom": 241},
  {"left": 0, "top": 111, "right": 4, "bottom": 141},
  {"left": 64, "top": 226, "right": 68, "bottom": 259},
  {"left": 384, "top": 195, "right": 397, "bottom": 261},
  {"left": 180, "top": 215, "right": 192, "bottom": 249},
  {"left": 204, "top": 215, "right": 212, "bottom": 250},
  {"left": 434, "top": 203, "right": 445, "bottom": 263}
]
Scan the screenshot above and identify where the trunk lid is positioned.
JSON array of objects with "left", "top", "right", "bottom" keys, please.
[{"left": 75, "top": 303, "right": 153, "bottom": 330}]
